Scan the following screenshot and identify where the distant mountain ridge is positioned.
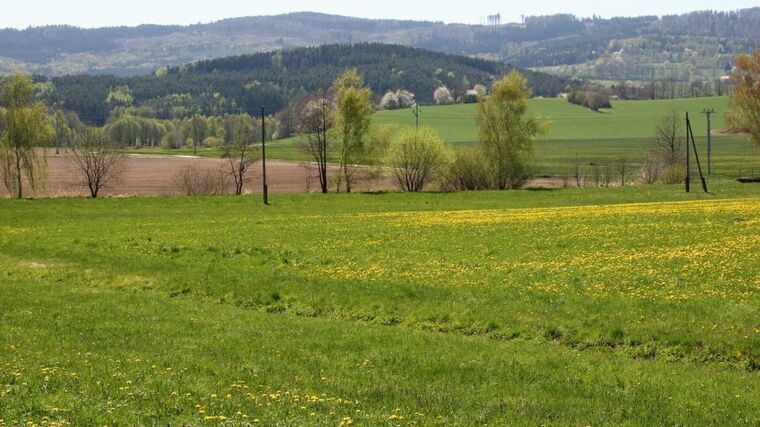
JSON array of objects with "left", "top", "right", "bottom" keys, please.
[{"left": 1, "top": 9, "right": 759, "bottom": 79}]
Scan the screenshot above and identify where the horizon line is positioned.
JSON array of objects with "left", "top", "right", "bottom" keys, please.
[{"left": 0, "top": 7, "right": 754, "bottom": 31}]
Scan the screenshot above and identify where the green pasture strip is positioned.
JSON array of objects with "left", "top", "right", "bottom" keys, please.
[{"left": 0, "top": 262, "right": 758, "bottom": 425}]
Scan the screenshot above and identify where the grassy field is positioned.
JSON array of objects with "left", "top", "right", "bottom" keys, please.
[{"left": 1, "top": 182, "right": 760, "bottom": 425}]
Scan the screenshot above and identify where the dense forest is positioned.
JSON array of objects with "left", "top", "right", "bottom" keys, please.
[
  {"left": 0, "top": 9, "right": 759, "bottom": 79},
  {"left": 42, "top": 44, "right": 571, "bottom": 125}
]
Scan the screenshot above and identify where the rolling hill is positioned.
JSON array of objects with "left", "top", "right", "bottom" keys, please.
[
  {"left": 43, "top": 43, "right": 570, "bottom": 125},
  {"left": 0, "top": 9, "right": 759, "bottom": 80}
]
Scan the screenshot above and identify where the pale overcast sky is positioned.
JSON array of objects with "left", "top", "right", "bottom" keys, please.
[{"left": 1, "top": 0, "right": 758, "bottom": 29}]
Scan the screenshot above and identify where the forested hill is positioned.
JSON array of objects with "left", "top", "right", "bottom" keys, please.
[
  {"left": 1, "top": 9, "right": 759, "bottom": 79},
  {"left": 46, "top": 43, "right": 570, "bottom": 125}
]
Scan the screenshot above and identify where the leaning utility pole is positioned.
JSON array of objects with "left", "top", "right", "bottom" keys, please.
[
  {"left": 686, "top": 113, "right": 691, "bottom": 193},
  {"left": 412, "top": 103, "right": 421, "bottom": 131},
  {"left": 702, "top": 108, "right": 716, "bottom": 175},
  {"left": 685, "top": 112, "right": 708, "bottom": 193},
  {"left": 261, "top": 107, "right": 269, "bottom": 205}
]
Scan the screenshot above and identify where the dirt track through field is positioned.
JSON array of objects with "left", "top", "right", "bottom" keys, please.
[{"left": 0, "top": 151, "right": 397, "bottom": 198}]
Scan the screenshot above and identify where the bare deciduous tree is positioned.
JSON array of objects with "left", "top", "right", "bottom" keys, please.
[
  {"left": 642, "top": 155, "right": 664, "bottom": 185},
  {"left": 70, "top": 129, "right": 126, "bottom": 198},
  {"left": 223, "top": 121, "right": 257, "bottom": 195},
  {"left": 572, "top": 156, "right": 584, "bottom": 187},
  {"left": 654, "top": 112, "right": 685, "bottom": 166},
  {"left": 299, "top": 93, "right": 332, "bottom": 193},
  {"left": 652, "top": 111, "right": 687, "bottom": 184},
  {"left": 619, "top": 159, "right": 629, "bottom": 187}
]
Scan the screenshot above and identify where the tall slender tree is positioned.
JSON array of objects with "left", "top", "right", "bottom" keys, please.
[
  {"left": 476, "top": 71, "right": 546, "bottom": 189},
  {"left": 0, "top": 75, "right": 53, "bottom": 198},
  {"left": 189, "top": 114, "right": 206, "bottom": 155},
  {"left": 332, "top": 69, "right": 373, "bottom": 193},
  {"left": 223, "top": 116, "right": 257, "bottom": 195},
  {"left": 70, "top": 129, "right": 126, "bottom": 198}
]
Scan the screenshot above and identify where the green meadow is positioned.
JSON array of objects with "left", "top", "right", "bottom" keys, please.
[{"left": 1, "top": 182, "right": 759, "bottom": 425}]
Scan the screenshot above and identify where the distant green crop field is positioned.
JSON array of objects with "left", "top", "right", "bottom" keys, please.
[
  {"left": 1, "top": 183, "right": 760, "bottom": 425},
  {"left": 374, "top": 96, "right": 732, "bottom": 142}
]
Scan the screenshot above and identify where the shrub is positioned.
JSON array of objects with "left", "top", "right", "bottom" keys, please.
[
  {"left": 203, "top": 136, "right": 223, "bottom": 148},
  {"left": 641, "top": 156, "right": 664, "bottom": 185},
  {"left": 568, "top": 90, "right": 612, "bottom": 111},
  {"left": 462, "top": 90, "right": 481, "bottom": 104},
  {"left": 585, "top": 91, "right": 612, "bottom": 111},
  {"left": 173, "top": 165, "right": 228, "bottom": 196},
  {"left": 440, "top": 149, "right": 490, "bottom": 191},
  {"left": 387, "top": 127, "right": 450, "bottom": 192},
  {"left": 662, "top": 164, "right": 687, "bottom": 184}
]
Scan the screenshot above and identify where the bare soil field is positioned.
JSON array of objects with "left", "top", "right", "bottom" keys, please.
[
  {"left": 0, "top": 151, "right": 570, "bottom": 198},
  {"left": 0, "top": 151, "right": 398, "bottom": 198}
]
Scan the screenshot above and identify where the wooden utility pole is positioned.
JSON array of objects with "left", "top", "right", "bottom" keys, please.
[
  {"left": 702, "top": 108, "right": 716, "bottom": 175},
  {"left": 261, "top": 107, "right": 269, "bottom": 205},
  {"left": 54, "top": 113, "right": 61, "bottom": 155},
  {"left": 412, "top": 103, "right": 421, "bottom": 131},
  {"left": 321, "top": 96, "right": 329, "bottom": 193}
]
